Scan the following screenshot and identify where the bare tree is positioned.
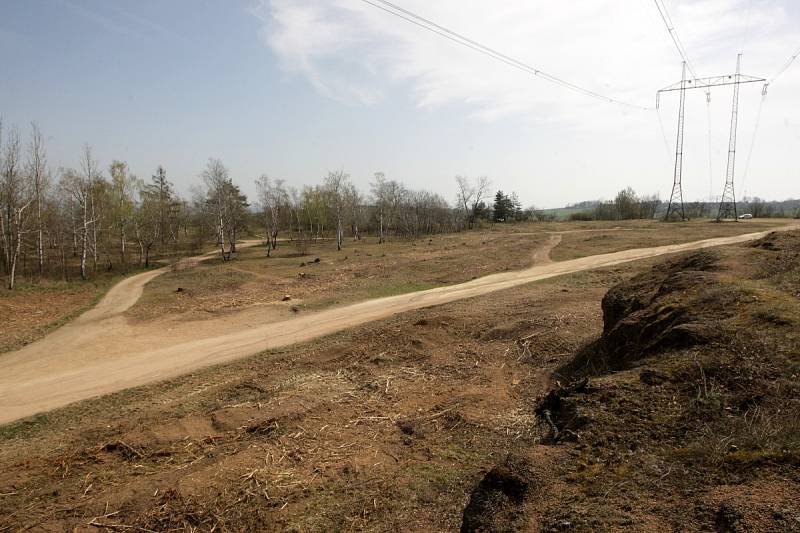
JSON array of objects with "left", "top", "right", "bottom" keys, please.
[
  {"left": 455, "top": 175, "right": 490, "bottom": 229},
  {"left": 26, "top": 123, "right": 48, "bottom": 276},
  {"left": 371, "top": 172, "right": 387, "bottom": 243},
  {"left": 1, "top": 124, "right": 33, "bottom": 289},
  {"left": 59, "top": 167, "right": 93, "bottom": 280},
  {"left": 133, "top": 177, "right": 162, "bottom": 267},
  {"left": 302, "top": 185, "right": 327, "bottom": 243},
  {"left": 79, "top": 145, "right": 102, "bottom": 274},
  {"left": 344, "top": 181, "right": 362, "bottom": 241},
  {"left": 256, "top": 175, "right": 286, "bottom": 255},
  {"left": 455, "top": 176, "right": 474, "bottom": 230},
  {"left": 370, "top": 173, "right": 404, "bottom": 243},
  {"left": 201, "top": 158, "right": 231, "bottom": 261},
  {"left": 324, "top": 170, "right": 349, "bottom": 251},
  {"left": 287, "top": 186, "right": 303, "bottom": 242},
  {"left": 109, "top": 161, "right": 136, "bottom": 265}
]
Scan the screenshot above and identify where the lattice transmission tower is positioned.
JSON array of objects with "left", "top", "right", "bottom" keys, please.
[
  {"left": 717, "top": 54, "right": 742, "bottom": 220},
  {"left": 657, "top": 57, "right": 765, "bottom": 222},
  {"left": 665, "top": 62, "right": 688, "bottom": 221}
]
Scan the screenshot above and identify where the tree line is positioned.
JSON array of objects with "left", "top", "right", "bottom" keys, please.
[
  {"left": 566, "top": 190, "right": 800, "bottom": 221},
  {"left": 568, "top": 187, "right": 660, "bottom": 221},
  {"left": 1, "top": 122, "right": 526, "bottom": 290},
  {"left": 0, "top": 120, "right": 201, "bottom": 289}
]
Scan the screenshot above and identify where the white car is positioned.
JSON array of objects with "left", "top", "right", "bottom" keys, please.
[{"left": 738, "top": 213, "right": 753, "bottom": 219}]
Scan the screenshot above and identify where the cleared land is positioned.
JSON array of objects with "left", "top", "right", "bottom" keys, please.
[
  {"left": 1, "top": 220, "right": 783, "bottom": 352},
  {"left": 1, "top": 221, "right": 796, "bottom": 424},
  {"left": 0, "top": 220, "right": 798, "bottom": 531},
  {"left": 0, "top": 265, "right": 160, "bottom": 354},
  {"left": 127, "top": 219, "right": 786, "bottom": 324}
]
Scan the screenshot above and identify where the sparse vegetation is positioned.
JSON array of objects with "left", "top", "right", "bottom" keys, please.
[{"left": 2, "top": 226, "right": 799, "bottom": 530}]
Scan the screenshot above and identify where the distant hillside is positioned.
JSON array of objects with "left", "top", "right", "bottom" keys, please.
[{"left": 541, "top": 197, "right": 800, "bottom": 221}]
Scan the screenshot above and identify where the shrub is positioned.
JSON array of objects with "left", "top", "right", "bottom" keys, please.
[{"left": 569, "top": 211, "right": 594, "bottom": 221}]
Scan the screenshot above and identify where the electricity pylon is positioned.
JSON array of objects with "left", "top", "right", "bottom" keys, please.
[
  {"left": 665, "top": 62, "right": 688, "bottom": 221},
  {"left": 657, "top": 60, "right": 765, "bottom": 221},
  {"left": 717, "top": 54, "right": 742, "bottom": 221}
]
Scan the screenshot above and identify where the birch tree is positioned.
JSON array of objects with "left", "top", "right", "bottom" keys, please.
[
  {"left": 59, "top": 167, "right": 93, "bottom": 280},
  {"left": 134, "top": 178, "right": 161, "bottom": 267},
  {"left": 256, "top": 175, "right": 286, "bottom": 256},
  {"left": 201, "top": 158, "right": 231, "bottom": 261},
  {"left": 79, "top": 145, "right": 102, "bottom": 274},
  {"left": 223, "top": 180, "right": 248, "bottom": 253},
  {"left": 26, "top": 123, "right": 48, "bottom": 276},
  {"left": 1, "top": 124, "right": 33, "bottom": 289},
  {"left": 370, "top": 172, "right": 387, "bottom": 243},
  {"left": 109, "top": 160, "right": 136, "bottom": 264},
  {"left": 370, "top": 173, "right": 404, "bottom": 243},
  {"left": 345, "top": 182, "right": 362, "bottom": 241},
  {"left": 324, "top": 170, "right": 348, "bottom": 251}
]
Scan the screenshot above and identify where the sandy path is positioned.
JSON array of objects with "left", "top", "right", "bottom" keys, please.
[{"left": 0, "top": 226, "right": 795, "bottom": 425}]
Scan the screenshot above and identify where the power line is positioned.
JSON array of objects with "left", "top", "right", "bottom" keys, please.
[
  {"left": 652, "top": 0, "right": 699, "bottom": 80},
  {"left": 768, "top": 44, "right": 800, "bottom": 85},
  {"left": 739, "top": 1, "right": 754, "bottom": 55},
  {"left": 652, "top": 0, "right": 721, "bottom": 208},
  {"left": 737, "top": 41, "right": 799, "bottom": 196},
  {"left": 656, "top": 106, "right": 673, "bottom": 161},
  {"left": 359, "top": 0, "right": 652, "bottom": 110},
  {"left": 739, "top": 92, "right": 766, "bottom": 194},
  {"left": 707, "top": 97, "right": 714, "bottom": 200}
]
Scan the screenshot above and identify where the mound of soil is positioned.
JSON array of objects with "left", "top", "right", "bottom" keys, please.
[
  {"left": 533, "top": 231, "right": 800, "bottom": 530},
  {"left": 461, "top": 454, "right": 537, "bottom": 533},
  {"left": 562, "top": 250, "right": 727, "bottom": 375}
]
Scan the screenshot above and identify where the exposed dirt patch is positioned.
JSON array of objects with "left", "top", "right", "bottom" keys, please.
[
  {"left": 550, "top": 218, "right": 791, "bottom": 261},
  {"left": 0, "top": 265, "right": 159, "bottom": 354},
  {"left": 127, "top": 228, "right": 554, "bottom": 323},
  {"left": 0, "top": 256, "right": 624, "bottom": 531},
  {"left": 2, "top": 224, "right": 799, "bottom": 531}
]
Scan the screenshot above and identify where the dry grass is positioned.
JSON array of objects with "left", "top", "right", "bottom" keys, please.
[
  {"left": 0, "top": 255, "right": 629, "bottom": 531},
  {"left": 128, "top": 219, "right": 791, "bottom": 324},
  {"left": 2, "top": 221, "right": 798, "bottom": 531},
  {"left": 550, "top": 218, "right": 791, "bottom": 261},
  {"left": 127, "top": 227, "right": 553, "bottom": 322},
  {"left": 0, "top": 264, "right": 161, "bottom": 354}
]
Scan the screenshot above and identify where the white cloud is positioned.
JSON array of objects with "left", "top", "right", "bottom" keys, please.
[
  {"left": 255, "top": 0, "right": 798, "bottom": 122},
  {"left": 253, "top": 0, "right": 800, "bottom": 202}
]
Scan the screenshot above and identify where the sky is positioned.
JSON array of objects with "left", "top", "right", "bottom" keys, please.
[{"left": 0, "top": 0, "right": 798, "bottom": 208}]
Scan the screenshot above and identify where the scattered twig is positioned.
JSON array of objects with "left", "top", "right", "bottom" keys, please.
[{"left": 88, "top": 519, "right": 157, "bottom": 532}]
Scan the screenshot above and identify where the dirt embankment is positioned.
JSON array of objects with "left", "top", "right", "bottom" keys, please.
[{"left": 465, "top": 231, "right": 800, "bottom": 531}]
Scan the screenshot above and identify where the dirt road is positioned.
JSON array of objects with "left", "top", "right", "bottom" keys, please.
[{"left": 0, "top": 226, "right": 795, "bottom": 425}]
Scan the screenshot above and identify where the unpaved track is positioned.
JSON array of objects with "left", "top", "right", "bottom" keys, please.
[{"left": 0, "top": 227, "right": 795, "bottom": 425}]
